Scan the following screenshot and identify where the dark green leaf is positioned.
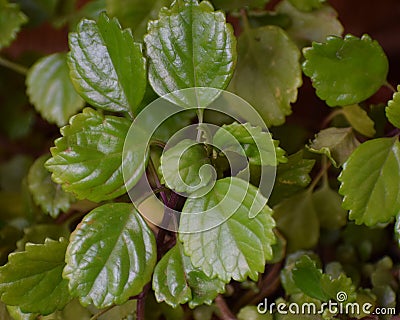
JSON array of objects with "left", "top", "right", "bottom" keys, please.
[
  {"left": 342, "top": 104, "right": 375, "bottom": 137},
  {"left": 213, "top": 122, "right": 287, "bottom": 166},
  {"left": 68, "top": 13, "right": 146, "bottom": 114},
  {"left": 64, "top": 203, "right": 157, "bottom": 308},
  {"left": 274, "top": 190, "right": 319, "bottom": 252},
  {"left": 307, "top": 127, "right": 359, "bottom": 167},
  {"left": 26, "top": 53, "right": 85, "bottom": 127},
  {"left": 230, "top": 25, "right": 302, "bottom": 126},
  {"left": 28, "top": 155, "right": 75, "bottom": 218},
  {"left": 179, "top": 177, "right": 275, "bottom": 282},
  {"left": 385, "top": 85, "right": 400, "bottom": 129},
  {"left": 0, "top": 1, "right": 27, "bottom": 49},
  {"left": 160, "top": 139, "right": 214, "bottom": 193},
  {"left": 153, "top": 244, "right": 226, "bottom": 308},
  {"left": 144, "top": 0, "right": 236, "bottom": 106},
  {"left": 45, "top": 108, "right": 133, "bottom": 202},
  {"left": 211, "top": 0, "right": 269, "bottom": 10},
  {"left": 276, "top": 0, "right": 342, "bottom": 47},
  {"left": 339, "top": 137, "right": 400, "bottom": 226},
  {"left": 303, "top": 34, "right": 389, "bottom": 106},
  {"left": 0, "top": 238, "right": 71, "bottom": 314},
  {"left": 0, "top": 155, "right": 32, "bottom": 192}
]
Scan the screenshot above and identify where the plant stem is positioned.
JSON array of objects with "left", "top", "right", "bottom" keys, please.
[
  {"left": 90, "top": 305, "right": 115, "bottom": 320},
  {"left": 385, "top": 81, "right": 396, "bottom": 93},
  {"left": 215, "top": 295, "right": 237, "bottom": 320},
  {"left": 320, "top": 109, "right": 343, "bottom": 129},
  {"left": 0, "top": 56, "right": 28, "bottom": 75},
  {"left": 307, "top": 156, "right": 330, "bottom": 192},
  {"left": 136, "top": 283, "right": 151, "bottom": 320},
  {"left": 147, "top": 158, "right": 168, "bottom": 204}
]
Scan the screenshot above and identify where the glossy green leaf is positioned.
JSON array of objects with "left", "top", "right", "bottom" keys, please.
[
  {"left": 6, "top": 305, "right": 36, "bottom": 320},
  {"left": 68, "top": 13, "right": 146, "bottom": 114},
  {"left": 339, "top": 137, "right": 400, "bottom": 226},
  {"left": 237, "top": 306, "right": 273, "bottom": 320},
  {"left": 211, "top": 0, "right": 269, "bottom": 10},
  {"left": 0, "top": 238, "right": 71, "bottom": 314},
  {"left": 230, "top": 25, "right": 302, "bottom": 126},
  {"left": 107, "top": 0, "right": 172, "bottom": 39},
  {"left": 292, "top": 255, "right": 329, "bottom": 301},
  {"left": 307, "top": 127, "right": 359, "bottom": 167},
  {"left": 153, "top": 244, "right": 226, "bottom": 308},
  {"left": 0, "top": 1, "right": 27, "bottom": 49},
  {"left": 288, "top": 0, "right": 325, "bottom": 11},
  {"left": 276, "top": 0, "right": 342, "bottom": 47},
  {"left": 303, "top": 34, "right": 389, "bottom": 106},
  {"left": 27, "top": 155, "right": 75, "bottom": 218},
  {"left": 274, "top": 190, "right": 319, "bottom": 252},
  {"left": 160, "top": 139, "right": 213, "bottom": 193},
  {"left": 144, "top": 0, "right": 236, "bottom": 106},
  {"left": 179, "top": 177, "right": 275, "bottom": 282},
  {"left": 312, "top": 182, "right": 347, "bottom": 229},
  {"left": 342, "top": 104, "right": 375, "bottom": 137},
  {"left": 385, "top": 85, "right": 400, "bottom": 129},
  {"left": 269, "top": 151, "right": 315, "bottom": 206},
  {"left": 45, "top": 108, "right": 132, "bottom": 202},
  {"left": 320, "top": 273, "right": 356, "bottom": 303},
  {"left": 26, "top": 53, "right": 85, "bottom": 127},
  {"left": 64, "top": 203, "right": 157, "bottom": 308},
  {"left": 213, "top": 122, "right": 287, "bottom": 166}
]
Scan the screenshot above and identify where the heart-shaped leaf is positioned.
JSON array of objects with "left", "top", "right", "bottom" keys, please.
[
  {"left": 64, "top": 203, "right": 157, "bottom": 308},
  {"left": 68, "top": 13, "right": 146, "bottom": 114},
  {"left": 26, "top": 53, "right": 85, "bottom": 127}
]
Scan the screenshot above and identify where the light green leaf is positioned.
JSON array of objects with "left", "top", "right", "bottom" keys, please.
[
  {"left": 339, "top": 137, "right": 400, "bottom": 226},
  {"left": 320, "top": 273, "right": 356, "bottom": 303},
  {"left": 179, "top": 177, "right": 275, "bottom": 282},
  {"left": 312, "top": 182, "right": 347, "bottom": 229},
  {"left": 106, "top": 0, "right": 172, "bottom": 39},
  {"left": 307, "top": 127, "right": 360, "bottom": 167},
  {"left": 342, "top": 104, "right": 375, "bottom": 137},
  {"left": 292, "top": 255, "right": 329, "bottom": 301},
  {"left": 41, "top": 299, "right": 92, "bottom": 320},
  {"left": 0, "top": 238, "right": 71, "bottom": 315},
  {"left": 269, "top": 151, "right": 315, "bottom": 205},
  {"left": 153, "top": 244, "right": 226, "bottom": 308},
  {"left": 45, "top": 108, "right": 133, "bottom": 202},
  {"left": 0, "top": 1, "right": 27, "bottom": 49},
  {"left": 212, "top": 0, "right": 269, "bottom": 10},
  {"left": 144, "top": 0, "right": 236, "bottom": 106},
  {"left": 288, "top": 0, "right": 325, "bottom": 11},
  {"left": 27, "top": 155, "right": 75, "bottom": 218},
  {"left": 68, "top": 13, "right": 146, "bottom": 114},
  {"left": 276, "top": 0, "right": 342, "bottom": 47},
  {"left": 6, "top": 305, "right": 37, "bottom": 320},
  {"left": 160, "top": 139, "right": 214, "bottom": 193},
  {"left": 64, "top": 203, "right": 157, "bottom": 308},
  {"left": 237, "top": 306, "right": 273, "bottom": 320},
  {"left": 213, "top": 122, "right": 287, "bottom": 166},
  {"left": 303, "top": 34, "right": 389, "bottom": 106},
  {"left": 230, "top": 25, "right": 302, "bottom": 126},
  {"left": 26, "top": 53, "right": 85, "bottom": 127},
  {"left": 385, "top": 85, "right": 400, "bottom": 129},
  {"left": 274, "top": 190, "right": 319, "bottom": 252}
]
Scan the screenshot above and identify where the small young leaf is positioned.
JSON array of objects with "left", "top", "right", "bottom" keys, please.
[
  {"left": 303, "top": 34, "right": 389, "bottom": 106},
  {"left": 27, "top": 155, "right": 75, "bottom": 218},
  {"left": 307, "top": 127, "right": 359, "bottom": 167},
  {"left": 0, "top": 238, "right": 71, "bottom": 315},
  {"left": 385, "top": 85, "right": 400, "bottom": 129},
  {"left": 320, "top": 273, "right": 356, "bottom": 303},
  {"left": 273, "top": 190, "right": 319, "bottom": 252},
  {"left": 153, "top": 244, "right": 226, "bottom": 308},
  {"left": 339, "top": 137, "right": 400, "bottom": 226},
  {"left": 213, "top": 122, "right": 287, "bottom": 166},
  {"left": 0, "top": 1, "right": 27, "bottom": 49},
  {"left": 68, "top": 13, "right": 146, "bottom": 114},
  {"left": 144, "top": 0, "right": 236, "bottom": 105},
  {"left": 292, "top": 255, "right": 329, "bottom": 301},
  {"left": 276, "top": 0, "right": 343, "bottom": 47},
  {"left": 237, "top": 306, "right": 273, "bottom": 320},
  {"left": 26, "top": 53, "right": 85, "bottom": 127},
  {"left": 64, "top": 203, "right": 157, "bottom": 308},
  {"left": 230, "top": 25, "right": 302, "bottom": 126},
  {"left": 342, "top": 105, "right": 375, "bottom": 137},
  {"left": 45, "top": 108, "right": 133, "bottom": 202},
  {"left": 160, "top": 139, "right": 214, "bottom": 193},
  {"left": 288, "top": 0, "right": 325, "bottom": 11},
  {"left": 179, "top": 177, "right": 275, "bottom": 282},
  {"left": 269, "top": 151, "right": 315, "bottom": 206}
]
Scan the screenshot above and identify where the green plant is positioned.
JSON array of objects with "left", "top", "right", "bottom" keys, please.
[{"left": 0, "top": 0, "right": 400, "bottom": 319}]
